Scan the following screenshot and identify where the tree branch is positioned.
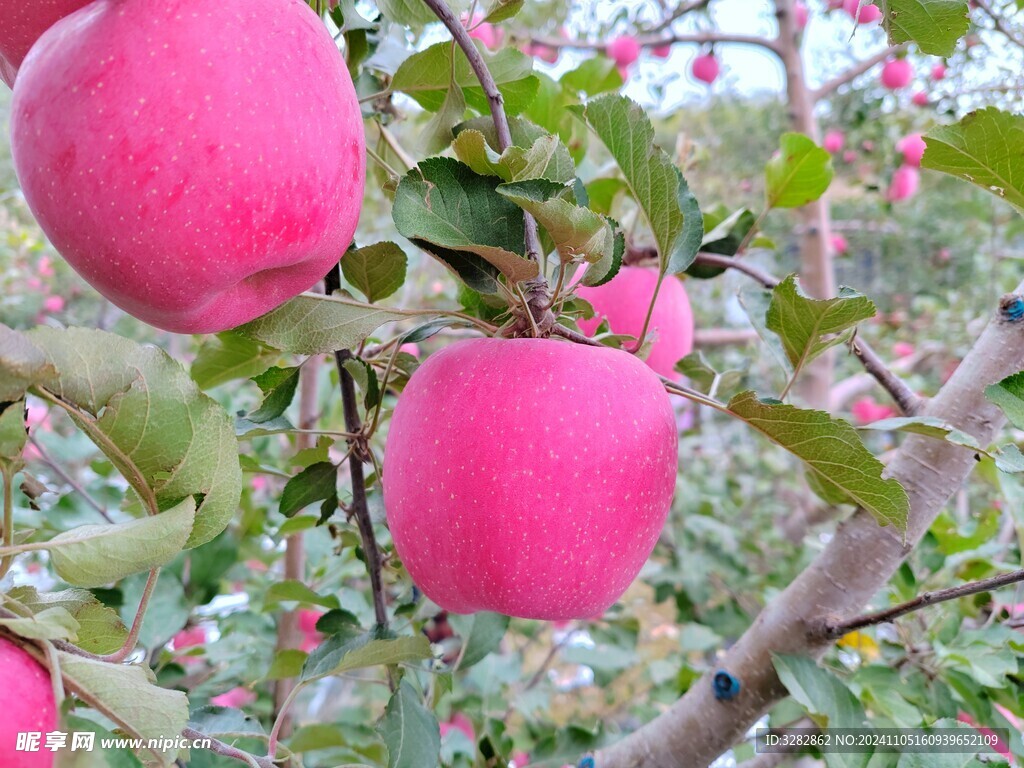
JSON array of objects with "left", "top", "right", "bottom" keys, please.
[
  {"left": 811, "top": 45, "right": 907, "bottom": 100},
  {"left": 816, "top": 567, "right": 1024, "bottom": 640},
  {"left": 595, "top": 282, "right": 1024, "bottom": 768},
  {"left": 973, "top": 0, "right": 1024, "bottom": 51},
  {"left": 324, "top": 268, "right": 389, "bottom": 630},
  {"left": 182, "top": 728, "right": 276, "bottom": 768},
  {"left": 528, "top": 31, "right": 783, "bottom": 57},
  {"left": 647, "top": 0, "right": 712, "bottom": 33}
]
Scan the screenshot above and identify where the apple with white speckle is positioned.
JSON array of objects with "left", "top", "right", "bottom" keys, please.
[
  {"left": 0, "top": 637, "right": 57, "bottom": 767},
  {"left": 11, "top": 0, "right": 365, "bottom": 333},
  {"left": 0, "top": 0, "right": 92, "bottom": 88},
  {"left": 383, "top": 338, "right": 678, "bottom": 620}
]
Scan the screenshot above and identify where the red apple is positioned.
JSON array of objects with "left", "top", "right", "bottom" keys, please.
[
  {"left": 466, "top": 14, "right": 502, "bottom": 50},
  {"left": 830, "top": 234, "right": 849, "bottom": 254},
  {"left": 607, "top": 36, "right": 641, "bottom": 69},
  {"left": 0, "top": 636, "right": 57, "bottom": 767},
  {"left": 880, "top": 58, "right": 913, "bottom": 89},
  {"left": 851, "top": 397, "right": 896, "bottom": 424},
  {"left": 843, "top": 0, "right": 882, "bottom": 23},
  {"left": 931, "top": 62, "right": 947, "bottom": 80},
  {"left": 383, "top": 338, "right": 678, "bottom": 620},
  {"left": 652, "top": 43, "right": 673, "bottom": 58},
  {"left": 887, "top": 165, "right": 920, "bottom": 201},
  {"left": 823, "top": 130, "right": 845, "bottom": 154},
  {"left": 0, "top": 0, "right": 92, "bottom": 88},
  {"left": 691, "top": 53, "right": 719, "bottom": 84},
  {"left": 576, "top": 267, "right": 694, "bottom": 379},
  {"left": 794, "top": 1, "right": 809, "bottom": 29},
  {"left": 211, "top": 687, "right": 257, "bottom": 708},
  {"left": 912, "top": 90, "right": 930, "bottom": 106},
  {"left": 11, "top": 0, "right": 365, "bottom": 334},
  {"left": 896, "top": 133, "right": 926, "bottom": 166}
]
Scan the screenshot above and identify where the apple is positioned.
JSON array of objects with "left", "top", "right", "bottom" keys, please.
[
  {"left": 652, "top": 43, "right": 673, "bottom": 58},
  {"left": 607, "top": 36, "right": 641, "bottom": 69},
  {"left": 931, "top": 62, "right": 947, "bottom": 80},
  {"left": 575, "top": 266, "right": 694, "bottom": 379},
  {"left": 843, "top": 0, "right": 882, "bottom": 23},
  {"left": 11, "top": 0, "right": 365, "bottom": 334},
  {"left": 0, "top": 636, "right": 57, "bottom": 767},
  {"left": 880, "top": 58, "right": 913, "bottom": 89},
  {"left": 466, "top": 14, "right": 502, "bottom": 50},
  {"left": 0, "top": 0, "right": 92, "bottom": 88},
  {"left": 524, "top": 41, "right": 559, "bottom": 64},
  {"left": 297, "top": 608, "right": 324, "bottom": 651},
  {"left": 210, "top": 687, "right": 257, "bottom": 708},
  {"left": 383, "top": 338, "right": 678, "bottom": 620},
  {"left": 896, "top": 133, "right": 926, "bottom": 166},
  {"left": 823, "top": 130, "right": 845, "bottom": 154},
  {"left": 439, "top": 713, "right": 475, "bottom": 741},
  {"left": 794, "top": 1, "right": 809, "bottom": 29},
  {"left": 912, "top": 90, "right": 930, "bottom": 106},
  {"left": 887, "top": 165, "right": 920, "bottom": 201},
  {"left": 691, "top": 53, "right": 720, "bottom": 84},
  {"left": 892, "top": 341, "right": 915, "bottom": 358},
  {"left": 851, "top": 397, "right": 895, "bottom": 424},
  {"left": 830, "top": 234, "right": 849, "bottom": 254}
]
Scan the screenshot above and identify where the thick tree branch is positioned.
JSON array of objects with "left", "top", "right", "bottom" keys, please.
[
  {"left": 817, "top": 566, "right": 1024, "bottom": 640},
  {"left": 811, "top": 45, "right": 907, "bottom": 100},
  {"left": 595, "top": 281, "right": 1024, "bottom": 768},
  {"left": 324, "top": 268, "right": 389, "bottom": 629}
]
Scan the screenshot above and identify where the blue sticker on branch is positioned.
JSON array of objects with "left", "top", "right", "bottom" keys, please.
[
  {"left": 579, "top": 757, "right": 596, "bottom": 768},
  {"left": 712, "top": 669, "right": 741, "bottom": 701},
  {"left": 1002, "top": 295, "right": 1024, "bottom": 322}
]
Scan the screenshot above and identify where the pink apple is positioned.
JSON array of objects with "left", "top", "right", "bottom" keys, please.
[
  {"left": 298, "top": 608, "right": 324, "bottom": 651},
  {"left": 211, "top": 687, "right": 257, "bottom": 709},
  {"left": 931, "top": 62, "right": 947, "bottom": 80},
  {"left": 575, "top": 267, "right": 694, "bottom": 379},
  {"left": 399, "top": 342, "right": 421, "bottom": 357},
  {"left": 173, "top": 627, "right": 207, "bottom": 651},
  {"left": 607, "top": 36, "right": 641, "bottom": 68},
  {"left": 880, "top": 58, "right": 913, "bottom": 89},
  {"left": 510, "top": 751, "right": 531, "bottom": 768},
  {"left": 794, "top": 1, "right": 809, "bottom": 28},
  {"left": 36, "top": 256, "right": 54, "bottom": 278},
  {"left": 912, "top": 90, "right": 930, "bottom": 106},
  {"left": 957, "top": 712, "right": 1010, "bottom": 758},
  {"left": 851, "top": 397, "right": 896, "bottom": 424},
  {"left": 11, "top": 0, "right": 365, "bottom": 334},
  {"left": 843, "top": 0, "right": 882, "bottom": 23},
  {"left": 892, "top": 342, "right": 915, "bottom": 358},
  {"left": 41, "top": 295, "right": 64, "bottom": 313},
  {"left": 691, "top": 53, "right": 719, "bottom": 84},
  {"left": 823, "top": 130, "right": 845, "bottom": 154},
  {"left": 896, "top": 133, "right": 926, "bottom": 166},
  {"left": 383, "top": 338, "right": 678, "bottom": 620},
  {"left": 887, "top": 165, "right": 920, "bottom": 201},
  {"left": 653, "top": 43, "right": 673, "bottom": 58},
  {"left": 466, "top": 14, "right": 502, "bottom": 49},
  {"left": 0, "top": 637, "right": 57, "bottom": 767},
  {"left": 842, "top": 150, "right": 858, "bottom": 164},
  {"left": 830, "top": 234, "right": 849, "bottom": 254},
  {"left": 0, "top": 0, "right": 92, "bottom": 88},
  {"left": 439, "top": 713, "right": 475, "bottom": 741},
  {"left": 524, "top": 41, "right": 559, "bottom": 64}
]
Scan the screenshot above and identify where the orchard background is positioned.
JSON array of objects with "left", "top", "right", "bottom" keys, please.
[{"left": 2, "top": 0, "right": 1024, "bottom": 767}]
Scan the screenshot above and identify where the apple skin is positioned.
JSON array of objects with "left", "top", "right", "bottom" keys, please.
[
  {"left": 887, "top": 165, "right": 920, "bottom": 201},
  {"left": 607, "top": 36, "right": 641, "bottom": 68},
  {"left": 11, "top": 0, "right": 365, "bottom": 334},
  {"left": 691, "top": 53, "right": 719, "bottom": 84},
  {"left": 0, "top": 637, "right": 57, "bottom": 767},
  {"left": 0, "top": 0, "right": 92, "bottom": 88},
  {"left": 896, "top": 133, "right": 926, "bottom": 166},
  {"left": 383, "top": 337, "right": 678, "bottom": 620},
  {"left": 880, "top": 58, "right": 913, "bottom": 89},
  {"left": 576, "top": 266, "right": 694, "bottom": 379}
]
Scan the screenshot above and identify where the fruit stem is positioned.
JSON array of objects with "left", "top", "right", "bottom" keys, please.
[{"left": 0, "top": 464, "right": 13, "bottom": 580}]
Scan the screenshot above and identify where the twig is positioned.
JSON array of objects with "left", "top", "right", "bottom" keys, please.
[
  {"left": 0, "top": 465, "right": 13, "bottom": 580},
  {"left": 99, "top": 568, "right": 160, "bottom": 663},
  {"left": 973, "top": 0, "right": 1024, "bottom": 51},
  {"left": 816, "top": 567, "right": 1024, "bottom": 640},
  {"left": 182, "top": 728, "right": 276, "bottom": 768},
  {"left": 528, "top": 30, "right": 783, "bottom": 56},
  {"left": 324, "top": 268, "right": 389, "bottom": 631},
  {"left": 694, "top": 328, "right": 759, "bottom": 346},
  {"left": 811, "top": 45, "right": 907, "bottom": 100},
  {"left": 692, "top": 252, "right": 777, "bottom": 289},
  {"left": 647, "top": 0, "right": 711, "bottom": 33},
  {"left": 28, "top": 436, "right": 114, "bottom": 523}
]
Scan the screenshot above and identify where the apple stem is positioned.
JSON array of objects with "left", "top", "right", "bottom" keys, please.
[{"left": 324, "top": 267, "right": 391, "bottom": 635}]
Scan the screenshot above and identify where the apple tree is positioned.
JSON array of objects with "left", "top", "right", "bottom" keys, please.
[{"left": 2, "top": 0, "right": 1024, "bottom": 767}]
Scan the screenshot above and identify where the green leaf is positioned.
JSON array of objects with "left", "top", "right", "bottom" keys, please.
[
  {"left": 483, "top": 0, "right": 523, "bottom": 22},
  {"left": 302, "top": 629, "right": 432, "bottom": 682},
  {"left": 986, "top": 370, "right": 1024, "bottom": 429},
  {"left": 523, "top": 73, "right": 590, "bottom": 164},
  {"left": 0, "top": 400, "right": 27, "bottom": 466},
  {"left": 342, "top": 242, "right": 409, "bottom": 303},
  {"left": 423, "top": 75, "right": 468, "bottom": 154},
  {"left": 765, "top": 133, "right": 834, "bottom": 209},
  {"left": 0, "top": 324, "right": 53, "bottom": 401},
  {"left": 879, "top": 0, "right": 969, "bottom": 56},
  {"left": 923, "top": 108, "right": 1024, "bottom": 213},
  {"left": 449, "top": 612, "right": 510, "bottom": 670},
  {"left": 773, "top": 654, "right": 869, "bottom": 730},
  {"left": 497, "top": 179, "right": 616, "bottom": 266},
  {"left": 572, "top": 94, "right": 702, "bottom": 274},
  {"left": 49, "top": 498, "right": 196, "bottom": 588},
  {"left": 728, "top": 392, "right": 910, "bottom": 531},
  {"left": 238, "top": 293, "right": 407, "bottom": 355},
  {"left": 60, "top": 714, "right": 144, "bottom": 768},
  {"left": 453, "top": 131, "right": 576, "bottom": 183},
  {"left": 561, "top": 58, "right": 624, "bottom": 96},
  {"left": 280, "top": 462, "right": 338, "bottom": 519},
  {"left": 0, "top": 606, "right": 79, "bottom": 641},
  {"left": 59, "top": 652, "right": 189, "bottom": 765},
  {"left": 859, "top": 416, "right": 982, "bottom": 450},
  {"left": 190, "top": 332, "right": 277, "bottom": 390},
  {"left": 675, "top": 352, "right": 746, "bottom": 398},
  {"left": 248, "top": 366, "right": 301, "bottom": 424},
  {"left": 393, "top": 157, "right": 538, "bottom": 288},
  {"left": 15, "top": 327, "right": 242, "bottom": 548},
  {"left": 766, "top": 275, "right": 876, "bottom": 375},
  {"left": 687, "top": 206, "right": 757, "bottom": 278},
  {"left": 265, "top": 579, "right": 341, "bottom": 610},
  {"left": 393, "top": 42, "right": 538, "bottom": 116},
  {"left": 378, "top": 679, "right": 442, "bottom": 768},
  {"left": 374, "top": 0, "right": 444, "bottom": 27},
  {"left": 8, "top": 586, "right": 128, "bottom": 655},
  {"left": 264, "top": 649, "right": 309, "bottom": 681}
]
